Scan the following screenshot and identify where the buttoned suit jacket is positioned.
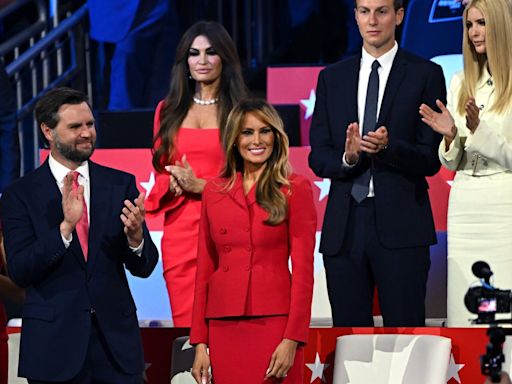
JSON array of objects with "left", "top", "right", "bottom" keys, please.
[
  {"left": 190, "top": 174, "right": 316, "bottom": 345},
  {"left": 309, "top": 49, "right": 446, "bottom": 255},
  {"left": 0, "top": 159, "right": 158, "bottom": 381}
]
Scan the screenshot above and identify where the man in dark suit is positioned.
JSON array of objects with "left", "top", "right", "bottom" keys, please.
[
  {"left": 0, "top": 87, "right": 159, "bottom": 383},
  {"left": 309, "top": 0, "right": 446, "bottom": 327}
]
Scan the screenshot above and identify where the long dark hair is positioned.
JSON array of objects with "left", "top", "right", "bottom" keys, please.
[{"left": 152, "top": 21, "right": 247, "bottom": 172}]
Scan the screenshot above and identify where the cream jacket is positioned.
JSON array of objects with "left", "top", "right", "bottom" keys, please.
[{"left": 440, "top": 70, "right": 512, "bottom": 174}]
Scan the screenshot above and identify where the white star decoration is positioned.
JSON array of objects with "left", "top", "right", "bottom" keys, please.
[
  {"left": 301, "top": 89, "right": 316, "bottom": 120},
  {"left": 140, "top": 172, "right": 155, "bottom": 195},
  {"left": 314, "top": 178, "right": 331, "bottom": 201},
  {"left": 306, "top": 353, "right": 330, "bottom": 383},
  {"left": 142, "top": 362, "right": 152, "bottom": 382},
  {"left": 446, "top": 353, "right": 465, "bottom": 383}
]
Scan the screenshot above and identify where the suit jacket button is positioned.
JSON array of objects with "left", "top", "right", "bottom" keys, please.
[
  {"left": 223, "top": 245, "right": 231, "bottom": 252},
  {"left": 220, "top": 228, "right": 227, "bottom": 234},
  {"left": 246, "top": 246, "right": 252, "bottom": 252},
  {"left": 222, "top": 266, "right": 229, "bottom": 272},
  {"left": 245, "top": 265, "right": 251, "bottom": 271},
  {"left": 243, "top": 227, "right": 250, "bottom": 232}
]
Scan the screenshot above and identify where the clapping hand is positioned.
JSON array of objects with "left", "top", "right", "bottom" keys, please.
[
  {"left": 345, "top": 123, "right": 362, "bottom": 165},
  {"left": 361, "top": 126, "right": 388, "bottom": 154},
  {"left": 166, "top": 154, "right": 205, "bottom": 195},
  {"left": 60, "top": 172, "right": 84, "bottom": 239},
  {"left": 121, "top": 191, "right": 146, "bottom": 248},
  {"left": 419, "top": 100, "right": 456, "bottom": 138},
  {"left": 465, "top": 97, "right": 480, "bottom": 133}
]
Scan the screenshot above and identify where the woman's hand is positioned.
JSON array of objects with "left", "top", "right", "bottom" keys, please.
[
  {"left": 168, "top": 174, "right": 183, "bottom": 197},
  {"left": 419, "top": 99, "right": 457, "bottom": 149},
  {"left": 166, "top": 154, "right": 205, "bottom": 194},
  {"left": 465, "top": 97, "right": 480, "bottom": 133},
  {"left": 265, "top": 339, "right": 298, "bottom": 380},
  {"left": 191, "top": 343, "right": 211, "bottom": 384}
]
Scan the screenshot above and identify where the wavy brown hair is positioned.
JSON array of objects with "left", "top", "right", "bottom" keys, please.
[
  {"left": 221, "top": 99, "right": 291, "bottom": 225},
  {"left": 152, "top": 21, "right": 247, "bottom": 172},
  {"left": 457, "top": 0, "right": 512, "bottom": 115}
]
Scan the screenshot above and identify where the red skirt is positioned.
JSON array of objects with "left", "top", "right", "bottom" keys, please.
[{"left": 208, "top": 316, "right": 304, "bottom": 384}]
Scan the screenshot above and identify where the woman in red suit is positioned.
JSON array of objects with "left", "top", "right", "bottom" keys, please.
[
  {"left": 190, "top": 99, "right": 316, "bottom": 383},
  {"left": 146, "top": 21, "right": 247, "bottom": 327}
]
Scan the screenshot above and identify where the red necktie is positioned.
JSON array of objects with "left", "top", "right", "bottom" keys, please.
[{"left": 72, "top": 171, "right": 89, "bottom": 261}]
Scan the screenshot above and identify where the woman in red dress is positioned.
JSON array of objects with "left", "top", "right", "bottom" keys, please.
[
  {"left": 146, "top": 21, "right": 247, "bottom": 327},
  {"left": 190, "top": 99, "right": 316, "bottom": 383}
]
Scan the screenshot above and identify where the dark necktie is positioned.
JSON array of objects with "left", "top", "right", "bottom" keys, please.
[
  {"left": 72, "top": 171, "right": 89, "bottom": 260},
  {"left": 351, "top": 60, "right": 380, "bottom": 203}
]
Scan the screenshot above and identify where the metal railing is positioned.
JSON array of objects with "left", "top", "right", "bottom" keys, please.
[{"left": 1, "top": 0, "right": 90, "bottom": 172}]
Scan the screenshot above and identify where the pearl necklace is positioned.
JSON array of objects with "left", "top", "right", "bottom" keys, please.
[{"left": 193, "top": 96, "right": 219, "bottom": 105}]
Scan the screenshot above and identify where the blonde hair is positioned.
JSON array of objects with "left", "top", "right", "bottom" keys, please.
[
  {"left": 221, "top": 99, "right": 291, "bottom": 225},
  {"left": 458, "top": 0, "right": 512, "bottom": 114}
]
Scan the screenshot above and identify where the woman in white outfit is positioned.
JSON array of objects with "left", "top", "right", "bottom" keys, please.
[{"left": 420, "top": 0, "right": 512, "bottom": 327}]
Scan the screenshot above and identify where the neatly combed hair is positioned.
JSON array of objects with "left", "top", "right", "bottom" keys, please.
[
  {"left": 458, "top": 0, "right": 512, "bottom": 115},
  {"left": 35, "top": 87, "right": 91, "bottom": 146},
  {"left": 152, "top": 21, "right": 247, "bottom": 172},
  {"left": 354, "top": 0, "right": 404, "bottom": 10},
  {"left": 221, "top": 99, "right": 291, "bottom": 225}
]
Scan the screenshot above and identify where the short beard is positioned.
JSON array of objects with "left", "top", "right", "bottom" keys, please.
[{"left": 55, "top": 138, "right": 95, "bottom": 164}]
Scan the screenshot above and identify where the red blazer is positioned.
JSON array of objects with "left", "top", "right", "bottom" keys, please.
[{"left": 190, "top": 173, "right": 316, "bottom": 345}]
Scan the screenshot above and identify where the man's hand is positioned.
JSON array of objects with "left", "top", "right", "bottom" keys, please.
[
  {"left": 60, "top": 172, "right": 84, "bottom": 239},
  {"left": 361, "top": 126, "right": 388, "bottom": 154},
  {"left": 121, "top": 191, "right": 146, "bottom": 248},
  {"left": 345, "top": 122, "right": 362, "bottom": 165}
]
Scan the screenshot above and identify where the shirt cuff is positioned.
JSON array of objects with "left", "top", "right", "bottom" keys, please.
[
  {"left": 342, "top": 152, "right": 357, "bottom": 168},
  {"left": 129, "top": 239, "right": 144, "bottom": 257},
  {"left": 61, "top": 233, "right": 72, "bottom": 248}
]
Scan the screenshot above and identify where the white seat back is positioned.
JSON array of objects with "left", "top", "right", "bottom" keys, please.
[
  {"left": 7, "top": 332, "right": 28, "bottom": 384},
  {"left": 333, "top": 334, "right": 451, "bottom": 384}
]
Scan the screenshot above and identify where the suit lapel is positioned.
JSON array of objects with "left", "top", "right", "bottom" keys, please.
[
  {"left": 345, "top": 57, "right": 361, "bottom": 123},
  {"left": 226, "top": 173, "right": 248, "bottom": 209},
  {"left": 378, "top": 49, "right": 407, "bottom": 125},
  {"left": 86, "top": 161, "right": 112, "bottom": 277}
]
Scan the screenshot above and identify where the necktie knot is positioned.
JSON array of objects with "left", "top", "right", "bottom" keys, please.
[{"left": 371, "top": 60, "right": 380, "bottom": 72}]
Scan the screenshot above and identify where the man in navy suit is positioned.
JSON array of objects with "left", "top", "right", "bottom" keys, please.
[
  {"left": 309, "top": 0, "right": 446, "bottom": 326},
  {"left": 0, "top": 87, "right": 158, "bottom": 383}
]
